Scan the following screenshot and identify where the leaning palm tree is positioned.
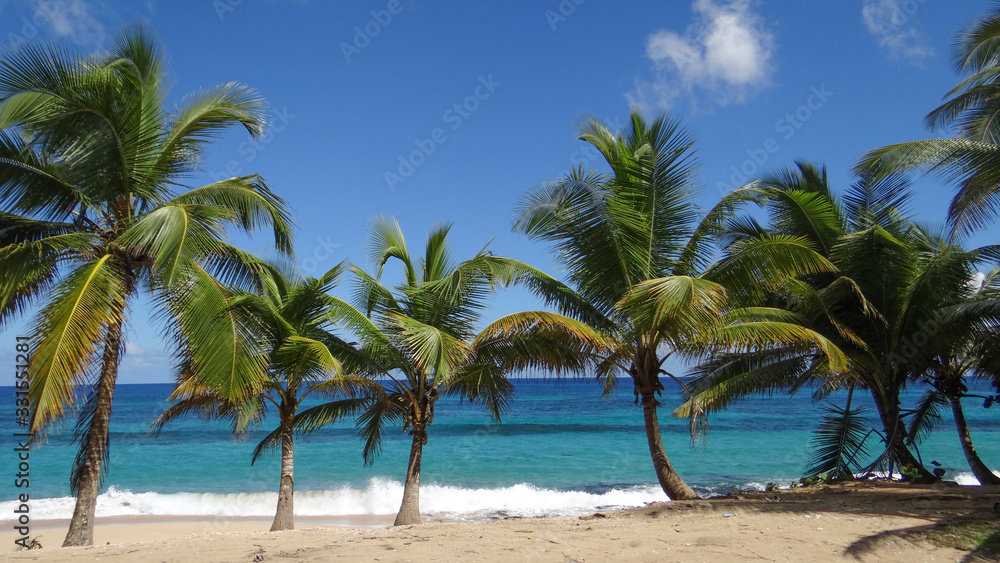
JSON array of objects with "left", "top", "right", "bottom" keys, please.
[
  {"left": 859, "top": 5, "right": 1000, "bottom": 237},
  {"left": 901, "top": 236, "right": 1000, "bottom": 485},
  {"left": 514, "top": 112, "right": 846, "bottom": 500},
  {"left": 151, "top": 262, "right": 376, "bottom": 530},
  {"left": 302, "top": 217, "right": 611, "bottom": 525},
  {"left": 0, "top": 27, "right": 293, "bottom": 546}
]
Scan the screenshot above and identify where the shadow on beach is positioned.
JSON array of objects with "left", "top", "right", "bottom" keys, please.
[{"left": 628, "top": 480, "right": 1000, "bottom": 561}]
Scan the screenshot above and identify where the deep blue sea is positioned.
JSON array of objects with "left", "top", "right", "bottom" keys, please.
[{"left": 0, "top": 379, "right": 996, "bottom": 521}]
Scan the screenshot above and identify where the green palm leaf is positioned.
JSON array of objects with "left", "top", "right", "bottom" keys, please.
[
  {"left": 30, "top": 255, "right": 125, "bottom": 431},
  {"left": 804, "top": 402, "right": 870, "bottom": 480}
]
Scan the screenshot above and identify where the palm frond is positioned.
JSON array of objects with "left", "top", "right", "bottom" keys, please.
[
  {"left": 356, "top": 392, "right": 407, "bottom": 465},
  {"left": 294, "top": 397, "right": 373, "bottom": 434},
  {"left": 69, "top": 383, "right": 111, "bottom": 495},
  {"left": 446, "top": 364, "right": 515, "bottom": 422},
  {"left": 29, "top": 256, "right": 126, "bottom": 431},
  {"left": 804, "top": 402, "right": 870, "bottom": 480},
  {"left": 249, "top": 425, "right": 283, "bottom": 465},
  {"left": 904, "top": 389, "right": 948, "bottom": 444}
]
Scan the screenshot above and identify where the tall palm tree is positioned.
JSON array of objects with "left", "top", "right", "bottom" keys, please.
[
  {"left": 151, "top": 262, "right": 376, "bottom": 530},
  {"left": 301, "top": 217, "right": 612, "bottom": 525},
  {"left": 0, "top": 26, "right": 293, "bottom": 546},
  {"left": 859, "top": 5, "right": 1000, "bottom": 237},
  {"left": 514, "top": 112, "right": 846, "bottom": 500}
]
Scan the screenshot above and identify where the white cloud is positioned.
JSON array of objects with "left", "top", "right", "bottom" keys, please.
[
  {"left": 124, "top": 341, "right": 145, "bottom": 355},
  {"left": 970, "top": 271, "right": 987, "bottom": 290},
  {"left": 628, "top": 0, "right": 775, "bottom": 111},
  {"left": 862, "top": 0, "right": 932, "bottom": 64},
  {"left": 32, "top": 0, "right": 106, "bottom": 48}
]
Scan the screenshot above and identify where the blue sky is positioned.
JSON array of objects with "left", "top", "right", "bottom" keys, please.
[{"left": 0, "top": 0, "right": 994, "bottom": 383}]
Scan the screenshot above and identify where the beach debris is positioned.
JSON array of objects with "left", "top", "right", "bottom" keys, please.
[
  {"left": 14, "top": 535, "right": 42, "bottom": 550},
  {"left": 722, "top": 513, "right": 737, "bottom": 518},
  {"left": 578, "top": 513, "right": 607, "bottom": 520},
  {"left": 251, "top": 544, "right": 265, "bottom": 562}
]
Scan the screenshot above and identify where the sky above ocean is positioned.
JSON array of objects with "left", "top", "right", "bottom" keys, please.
[{"left": 0, "top": 0, "right": 994, "bottom": 383}]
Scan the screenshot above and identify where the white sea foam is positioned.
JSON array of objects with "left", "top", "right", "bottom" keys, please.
[
  {"left": 952, "top": 471, "right": 1000, "bottom": 486},
  {"left": 11, "top": 470, "right": 995, "bottom": 523},
  {"left": 0, "top": 479, "right": 667, "bottom": 522}
]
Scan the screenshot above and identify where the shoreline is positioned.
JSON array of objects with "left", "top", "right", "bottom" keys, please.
[{"left": 3, "top": 481, "right": 997, "bottom": 562}]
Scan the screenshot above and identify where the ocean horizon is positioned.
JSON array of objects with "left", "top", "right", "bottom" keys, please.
[{"left": 2, "top": 379, "right": 996, "bottom": 522}]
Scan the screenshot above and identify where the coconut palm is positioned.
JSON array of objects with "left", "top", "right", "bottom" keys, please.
[
  {"left": 514, "top": 112, "right": 847, "bottom": 500},
  {"left": 300, "top": 217, "right": 612, "bottom": 525},
  {"left": 151, "top": 262, "right": 378, "bottom": 530},
  {"left": 859, "top": 5, "right": 1000, "bottom": 237},
  {"left": 901, "top": 235, "right": 1000, "bottom": 486},
  {"left": 0, "top": 26, "right": 293, "bottom": 546},
  {"left": 674, "top": 162, "right": 994, "bottom": 481}
]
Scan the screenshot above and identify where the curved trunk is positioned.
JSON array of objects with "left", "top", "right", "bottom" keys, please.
[
  {"left": 642, "top": 392, "right": 699, "bottom": 500},
  {"left": 950, "top": 396, "right": 1000, "bottom": 485},
  {"left": 269, "top": 412, "right": 295, "bottom": 531},
  {"left": 63, "top": 317, "right": 123, "bottom": 547},
  {"left": 394, "top": 427, "right": 424, "bottom": 526}
]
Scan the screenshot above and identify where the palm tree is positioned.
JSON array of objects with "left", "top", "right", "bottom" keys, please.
[
  {"left": 901, "top": 236, "right": 1000, "bottom": 485},
  {"left": 674, "top": 162, "right": 993, "bottom": 481},
  {"left": 859, "top": 5, "right": 1000, "bottom": 237},
  {"left": 302, "top": 217, "right": 611, "bottom": 525},
  {"left": 0, "top": 26, "right": 293, "bottom": 546},
  {"left": 151, "top": 262, "right": 376, "bottom": 530},
  {"left": 514, "top": 112, "right": 846, "bottom": 500}
]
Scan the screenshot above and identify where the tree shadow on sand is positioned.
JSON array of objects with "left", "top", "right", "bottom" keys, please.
[
  {"left": 635, "top": 481, "right": 1000, "bottom": 561},
  {"left": 844, "top": 519, "right": 999, "bottom": 561}
]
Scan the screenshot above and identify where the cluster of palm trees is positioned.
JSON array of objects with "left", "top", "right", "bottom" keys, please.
[{"left": 1, "top": 7, "right": 998, "bottom": 550}]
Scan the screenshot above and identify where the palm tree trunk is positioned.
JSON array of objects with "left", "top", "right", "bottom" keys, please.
[
  {"left": 270, "top": 412, "right": 295, "bottom": 531},
  {"left": 394, "top": 427, "right": 424, "bottom": 526},
  {"left": 62, "top": 317, "right": 123, "bottom": 547},
  {"left": 950, "top": 396, "right": 1000, "bottom": 485},
  {"left": 873, "top": 392, "right": 933, "bottom": 480},
  {"left": 641, "top": 392, "right": 699, "bottom": 500}
]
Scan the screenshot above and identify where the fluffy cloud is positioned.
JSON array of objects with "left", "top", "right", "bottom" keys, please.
[
  {"left": 628, "top": 0, "right": 775, "bottom": 111},
  {"left": 31, "top": 0, "right": 107, "bottom": 47},
  {"left": 862, "top": 0, "right": 932, "bottom": 64}
]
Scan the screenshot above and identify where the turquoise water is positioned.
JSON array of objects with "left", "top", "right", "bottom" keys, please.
[{"left": 0, "top": 379, "right": 996, "bottom": 520}]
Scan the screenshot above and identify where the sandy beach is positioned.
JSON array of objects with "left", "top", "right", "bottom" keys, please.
[{"left": 3, "top": 482, "right": 997, "bottom": 562}]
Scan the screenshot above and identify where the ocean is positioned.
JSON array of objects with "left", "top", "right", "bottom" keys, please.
[{"left": 0, "top": 379, "right": 996, "bottom": 522}]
